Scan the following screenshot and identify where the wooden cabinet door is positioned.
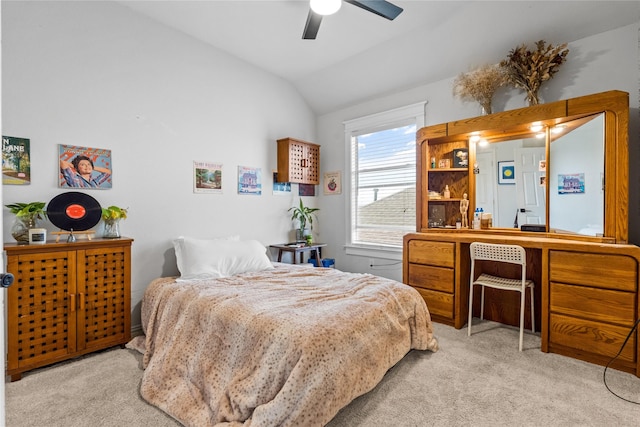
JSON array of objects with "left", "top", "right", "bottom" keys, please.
[
  {"left": 301, "top": 142, "right": 319, "bottom": 184},
  {"left": 76, "top": 245, "right": 131, "bottom": 352},
  {"left": 6, "top": 250, "right": 77, "bottom": 373},
  {"left": 277, "top": 138, "right": 320, "bottom": 184}
]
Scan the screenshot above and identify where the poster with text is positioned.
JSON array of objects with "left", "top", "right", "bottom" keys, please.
[
  {"left": 59, "top": 144, "right": 112, "bottom": 189},
  {"left": 194, "top": 161, "right": 223, "bottom": 194},
  {"left": 2, "top": 136, "right": 31, "bottom": 185}
]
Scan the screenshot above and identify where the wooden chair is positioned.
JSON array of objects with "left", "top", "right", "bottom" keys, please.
[{"left": 467, "top": 242, "right": 535, "bottom": 351}]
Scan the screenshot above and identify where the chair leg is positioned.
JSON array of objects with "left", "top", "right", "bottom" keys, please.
[
  {"left": 519, "top": 289, "right": 525, "bottom": 351},
  {"left": 530, "top": 286, "right": 535, "bottom": 333},
  {"left": 480, "top": 286, "right": 485, "bottom": 320},
  {"left": 468, "top": 284, "right": 475, "bottom": 336}
]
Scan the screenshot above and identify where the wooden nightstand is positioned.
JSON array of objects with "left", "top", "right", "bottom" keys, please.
[{"left": 270, "top": 243, "right": 326, "bottom": 265}]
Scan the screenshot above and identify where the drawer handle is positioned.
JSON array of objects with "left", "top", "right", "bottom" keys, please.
[{"left": 70, "top": 294, "right": 76, "bottom": 312}]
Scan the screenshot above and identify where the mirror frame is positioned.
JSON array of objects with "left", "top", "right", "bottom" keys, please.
[{"left": 416, "top": 90, "right": 629, "bottom": 243}]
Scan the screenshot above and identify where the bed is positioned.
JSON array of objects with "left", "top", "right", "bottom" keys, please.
[{"left": 129, "top": 237, "right": 438, "bottom": 426}]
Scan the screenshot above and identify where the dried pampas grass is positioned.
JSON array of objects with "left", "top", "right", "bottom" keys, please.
[{"left": 452, "top": 64, "right": 507, "bottom": 114}]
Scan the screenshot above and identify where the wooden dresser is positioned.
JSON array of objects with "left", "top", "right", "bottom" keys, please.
[
  {"left": 404, "top": 232, "right": 640, "bottom": 376},
  {"left": 4, "top": 238, "right": 133, "bottom": 381},
  {"left": 404, "top": 91, "right": 640, "bottom": 377}
]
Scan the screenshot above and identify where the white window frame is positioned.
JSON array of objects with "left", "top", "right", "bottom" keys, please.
[{"left": 343, "top": 102, "right": 426, "bottom": 259}]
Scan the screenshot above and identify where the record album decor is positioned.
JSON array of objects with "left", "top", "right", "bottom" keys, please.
[{"left": 47, "top": 192, "right": 102, "bottom": 231}]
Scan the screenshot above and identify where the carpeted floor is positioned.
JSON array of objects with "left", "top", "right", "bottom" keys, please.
[{"left": 6, "top": 321, "right": 640, "bottom": 426}]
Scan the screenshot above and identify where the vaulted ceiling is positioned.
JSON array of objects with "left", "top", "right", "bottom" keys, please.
[{"left": 118, "top": 1, "right": 640, "bottom": 114}]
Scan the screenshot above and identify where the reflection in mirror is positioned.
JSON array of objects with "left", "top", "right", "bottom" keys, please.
[
  {"left": 475, "top": 136, "right": 546, "bottom": 228},
  {"left": 549, "top": 113, "right": 604, "bottom": 236}
]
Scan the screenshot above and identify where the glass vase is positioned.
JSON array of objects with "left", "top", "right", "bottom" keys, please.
[
  {"left": 11, "top": 216, "right": 38, "bottom": 243},
  {"left": 103, "top": 219, "right": 121, "bottom": 239},
  {"left": 526, "top": 89, "right": 541, "bottom": 106}
]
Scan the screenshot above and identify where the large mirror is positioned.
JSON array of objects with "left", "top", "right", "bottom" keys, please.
[
  {"left": 416, "top": 90, "right": 629, "bottom": 243},
  {"left": 548, "top": 114, "right": 604, "bottom": 236},
  {"left": 475, "top": 134, "right": 546, "bottom": 229},
  {"left": 474, "top": 113, "right": 605, "bottom": 236}
]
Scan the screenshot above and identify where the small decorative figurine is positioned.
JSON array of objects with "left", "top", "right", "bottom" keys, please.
[{"left": 460, "top": 193, "right": 469, "bottom": 228}]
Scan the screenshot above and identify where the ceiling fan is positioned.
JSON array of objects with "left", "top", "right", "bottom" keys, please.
[{"left": 303, "top": 0, "right": 404, "bottom": 40}]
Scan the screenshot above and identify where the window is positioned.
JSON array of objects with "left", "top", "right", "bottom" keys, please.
[{"left": 344, "top": 103, "right": 426, "bottom": 254}]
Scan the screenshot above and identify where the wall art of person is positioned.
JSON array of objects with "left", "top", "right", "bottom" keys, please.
[{"left": 60, "top": 154, "right": 111, "bottom": 188}]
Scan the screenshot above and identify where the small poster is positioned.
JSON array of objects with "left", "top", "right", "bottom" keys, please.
[
  {"left": 2, "top": 136, "right": 31, "bottom": 185},
  {"left": 273, "top": 171, "right": 291, "bottom": 195},
  {"left": 59, "top": 144, "right": 112, "bottom": 189},
  {"left": 299, "top": 183, "right": 315, "bottom": 196},
  {"left": 498, "top": 161, "right": 515, "bottom": 185},
  {"left": 323, "top": 171, "right": 342, "bottom": 195},
  {"left": 194, "top": 161, "right": 223, "bottom": 194},
  {"left": 558, "top": 173, "right": 585, "bottom": 194},
  {"left": 238, "top": 165, "right": 262, "bottom": 195}
]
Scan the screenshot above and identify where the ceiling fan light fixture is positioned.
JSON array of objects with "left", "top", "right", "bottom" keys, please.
[{"left": 310, "top": 0, "right": 342, "bottom": 16}]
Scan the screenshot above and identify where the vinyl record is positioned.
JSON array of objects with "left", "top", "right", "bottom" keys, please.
[{"left": 47, "top": 192, "right": 102, "bottom": 231}]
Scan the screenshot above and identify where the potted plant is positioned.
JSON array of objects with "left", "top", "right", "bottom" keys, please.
[
  {"left": 5, "top": 201, "right": 47, "bottom": 243},
  {"left": 101, "top": 205, "right": 128, "bottom": 238},
  {"left": 288, "top": 199, "right": 319, "bottom": 243}
]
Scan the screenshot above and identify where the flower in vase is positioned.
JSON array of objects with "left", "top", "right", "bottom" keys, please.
[
  {"left": 101, "top": 205, "right": 127, "bottom": 238},
  {"left": 101, "top": 205, "right": 128, "bottom": 221}
]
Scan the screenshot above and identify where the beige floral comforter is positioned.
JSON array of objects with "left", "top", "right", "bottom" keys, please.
[{"left": 130, "top": 264, "right": 438, "bottom": 427}]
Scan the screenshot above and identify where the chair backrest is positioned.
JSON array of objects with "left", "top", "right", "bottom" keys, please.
[{"left": 469, "top": 242, "right": 527, "bottom": 266}]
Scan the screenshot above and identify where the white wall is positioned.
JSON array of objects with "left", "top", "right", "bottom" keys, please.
[
  {"left": 317, "top": 22, "right": 640, "bottom": 281},
  {"left": 3, "top": 2, "right": 639, "bottom": 320},
  {"left": 1, "top": 1, "right": 317, "bottom": 327}
]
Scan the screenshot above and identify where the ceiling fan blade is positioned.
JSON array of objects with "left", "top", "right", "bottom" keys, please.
[
  {"left": 302, "top": 9, "right": 323, "bottom": 39},
  {"left": 344, "top": 0, "right": 403, "bottom": 20}
]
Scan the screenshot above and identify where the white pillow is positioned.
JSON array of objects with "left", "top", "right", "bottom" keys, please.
[
  {"left": 173, "top": 235, "right": 239, "bottom": 275},
  {"left": 173, "top": 237, "right": 273, "bottom": 280}
]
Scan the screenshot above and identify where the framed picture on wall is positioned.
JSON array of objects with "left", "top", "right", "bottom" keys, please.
[
  {"left": 59, "top": 144, "right": 112, "bottom": 189},
  {"left": 237, "top": 165, "right": 262, "bottom": 195},
  {"left": 498, "top": 161, "right": 515, "bottom": 185},
  {"left": 323, "top": 171, "right": 341, "bottom": 195},
  {"left": 558, "top": 173, "right": 585, "bottom": 194},
  {"left": 2, "top": 136, "right": 31, "bottom": 185},
  {"left": 194, "top": 161, "right": 222, "bottom": 194}
]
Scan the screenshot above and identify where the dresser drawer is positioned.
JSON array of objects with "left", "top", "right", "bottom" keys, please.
[
  {"left": 407, "top": 263, "right": 454, "bottom": 293},
  {"left": 549, "top": 250, "right": 637, "bottom": 291},
  {"left": 549, "top": 313, "right": 636, "bottom": 363},
  {"left": 412, "top": 287, "right": 454, "bottom": 319},
  {"left": 407, "top": 240, "right": 455, "bottom": 268},
  {"left": 550, "top": 282, "right": 635, "bottom": 326}
]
